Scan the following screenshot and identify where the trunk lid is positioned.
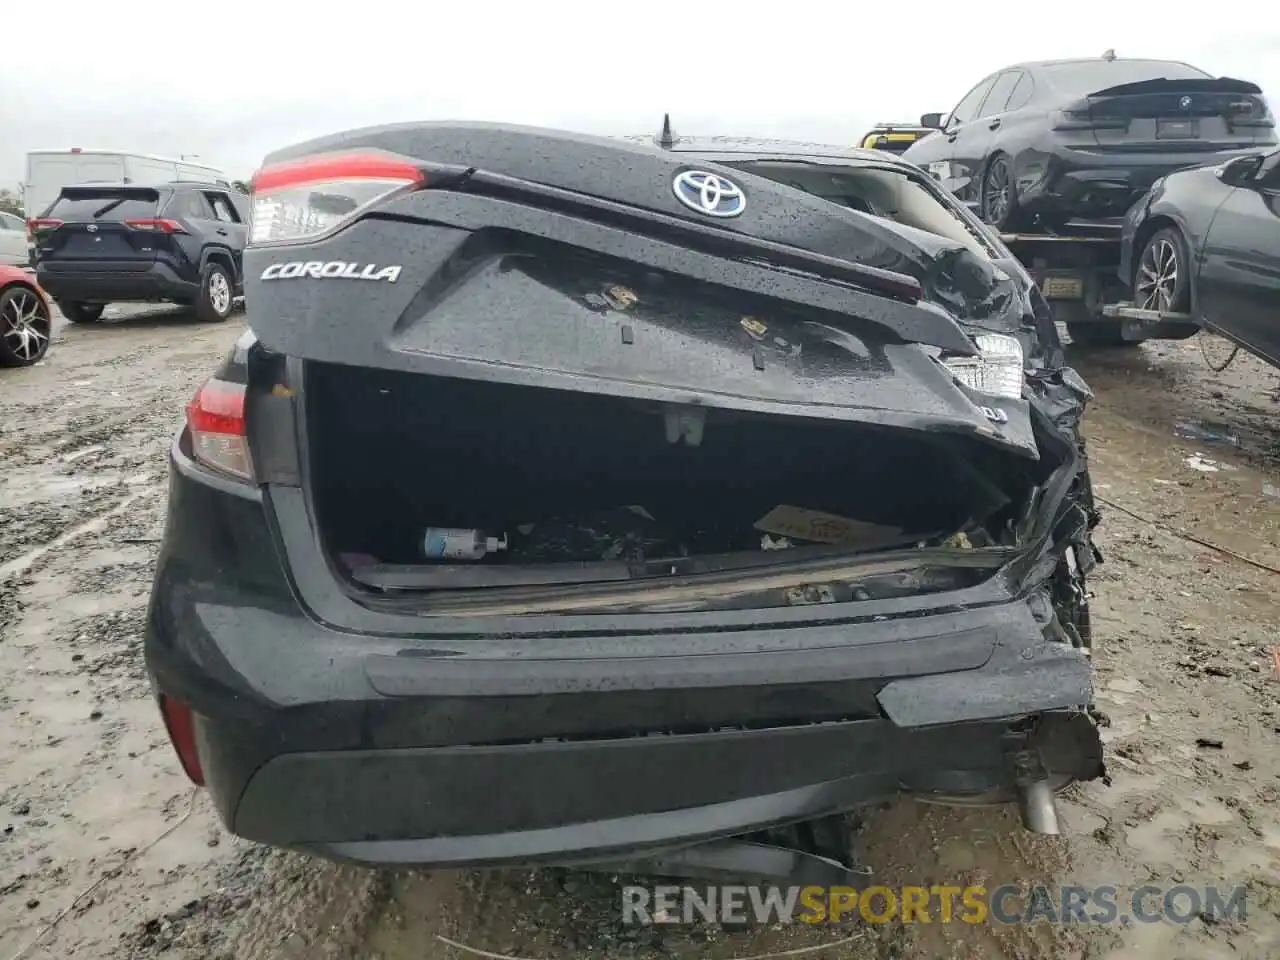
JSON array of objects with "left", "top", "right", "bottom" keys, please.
[
  {"left": 33, "top": 186, "right": 167, "bottom": 266},
  {"left": 244, "top": 125, "right": 1040, "bottom": 476},
  {"left": 247, "top": 215, "right": 1034, "bottom": 455},
  {"left": 253, "top": 122, "right": 1023, "bottom": 334},
  {"left": 1082, "top": 78, "right": 1273, "bottom": 150}
]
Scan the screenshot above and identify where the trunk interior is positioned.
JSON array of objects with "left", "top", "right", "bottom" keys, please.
[{"left": 305, "top": 363, "right": 1050, "bottom": 590}]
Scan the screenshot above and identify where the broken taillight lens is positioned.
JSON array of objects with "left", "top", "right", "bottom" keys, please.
[
  {"left": 248, "top": 152, "right": 425, "bottom": 245},
  {"left": 941, "top": 333, "right": 1025, "bottom": 400},
  {"left": 186, "top": 377, "right": 253, "bottom": 481},
  {"left": 159, "top": 695, "right": 205, "bottom": 786}
]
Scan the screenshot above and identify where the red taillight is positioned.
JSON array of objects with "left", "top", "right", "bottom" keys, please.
[
  {"left": 1051, "top": 99, "right": 1128, "bottom": 132},
  {"left": 125, "top": 218, "right": 186, "bottom": 234},
  {"left": 159, "top": 695, "right": 204, "bottom": 786},
  {"left": 251, "top": 152, "right": 425, "bottom": 193},
  {"left": 27, "top": 217, "right": 63, "bottom": 233},
  {"left": 186, "top": 377, "right": 253, "bottom": 481},
  {"left": 248, "top": 151, "right": 425, "bottom": 245}
]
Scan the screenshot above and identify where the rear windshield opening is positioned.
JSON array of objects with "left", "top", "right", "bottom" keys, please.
[
  {"left": 305, "top": 364, "right": 1040, "bottom": 594},
  {"left": 49, "top": 188, "right": 161, "bottom": 221},
  {"left": 724, "top": 160, "right": 994, "bottom": 259}
]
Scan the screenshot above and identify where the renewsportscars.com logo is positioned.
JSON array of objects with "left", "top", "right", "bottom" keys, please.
[
  {"left": 621, "top": 883, "right": 1249, "bottom": 926},
  {"left": 259, "top": 261, "right": 403, "bottom": 282}
]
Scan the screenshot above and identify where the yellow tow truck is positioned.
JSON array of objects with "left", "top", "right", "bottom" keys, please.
[{"left": 857, "top": 123, "right": 935, "bottom": 154}]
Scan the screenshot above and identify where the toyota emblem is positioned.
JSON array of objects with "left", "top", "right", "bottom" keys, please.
[
  {"left": 86, "top": 224, "right": 98, "bottom": 232},
  {"left": 672, "top": 170, "right": 746, "bottom": 218},
  {"left": 1179, "top": 96, "right": 1193, "bottom": 109}
]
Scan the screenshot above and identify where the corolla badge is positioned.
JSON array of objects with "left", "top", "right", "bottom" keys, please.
[
  {"left": 672, "top": 170, "right": 746, "bottom": 218},
  {"left": 1180, "top": 96, "right": 1193, "bottom": 109},
  {"left": 260, "top": 261, "right": 402, "bottom": 282}
]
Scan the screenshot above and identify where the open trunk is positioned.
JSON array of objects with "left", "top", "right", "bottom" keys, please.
[
  {"left": 236, "top": 123, "right": 1087, "bottom": 611},
  {"left": 305, "top": 361, "right": 1051, "bottom": 602}
]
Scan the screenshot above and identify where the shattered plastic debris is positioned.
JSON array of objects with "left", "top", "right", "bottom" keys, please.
[
  {"left": 507, "top": 506, "right": 687, "bottom": 563},
  {"left": 1174, "top": 420, "right": 1240, "bottom": 446},
  {"left": 1263, "top": 483, "right": 1279, "bottom": 499},
  {"left": 760, "top": 534, "right": 794, "bottom": 550}
]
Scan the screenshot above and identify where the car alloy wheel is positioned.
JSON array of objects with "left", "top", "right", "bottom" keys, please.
[
  {"left": 1135, "top": 236, "right": 1180, "bottom": 312},
  {"left": 208, "top": 271, "right": 232, "bottom": 316},
  {"left": 0, "top": 287, "right": 51, "bottom": 366},
  {"left": 982, "top": 157, "right": 1012, "bottom": 225}
]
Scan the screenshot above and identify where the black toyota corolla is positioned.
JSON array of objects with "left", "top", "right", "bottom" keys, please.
[{"left": 145, "top": 122, "right": 1104, "bottom": 875}]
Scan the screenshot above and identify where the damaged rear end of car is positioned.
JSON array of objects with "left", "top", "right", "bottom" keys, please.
[{"left": 145, "top": 122, "right": 1104, "bottom": 877}]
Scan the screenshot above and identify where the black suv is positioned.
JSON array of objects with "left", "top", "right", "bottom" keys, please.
[{"left": 30, "top": 182, "right": 248, "bottom": 323}]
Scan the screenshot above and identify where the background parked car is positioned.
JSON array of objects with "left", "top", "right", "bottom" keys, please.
[
  {"left": 0, "top": 264, "right": 52, "bottom": 367},
  {"left": 29, "top": 182, "right": 248, "bottom": 324},
  {"left": 0, "top": 211, "right": 29, "bottom": 265},
  {"left": 903, "top": 55, "right": 1277, "bottom": 232},
  {"left": 1120, "top": 147, "right": 1280, "bottom": 368}
]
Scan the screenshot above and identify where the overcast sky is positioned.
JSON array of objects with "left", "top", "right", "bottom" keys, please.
[{"left": 3, "top": 2, "right": 1278, "bottom": 197}]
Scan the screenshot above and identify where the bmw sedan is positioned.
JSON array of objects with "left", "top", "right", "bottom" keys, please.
[{"left": 904, "top": 56, "right": 1276, "bottom": 231}]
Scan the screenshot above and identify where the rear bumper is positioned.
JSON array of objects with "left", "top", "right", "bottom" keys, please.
[
  {"left": 1016, "top": 146, "right": 1249, "bottom": 220},
  {"left": 224, "top": 711, "right": 1100, "bottom": 868},
  {"left": 146, "top": 441, "right": 1103, "bottom": 868},
  {"left": 35, "top": 260, "right": 198, "bottom": 304}
]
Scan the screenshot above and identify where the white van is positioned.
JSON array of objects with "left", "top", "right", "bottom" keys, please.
[{"left": 23, "top": 149, "right": 231, "bottom": 219}]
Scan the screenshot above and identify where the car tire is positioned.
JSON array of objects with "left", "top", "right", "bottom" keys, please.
[
  {"left": 0, "top": 285, "right": 53, "bottom": 367},
  {"left": 58, "top": 301, "right": 105, "bottom": 324},
  {"left": 1066, "top": 321, "right": 1140, "bottom": 348},
  {"left": 196, "top": 262, "right": 234, "bottom": 323},
  {"left": 980, "top": 153, "right": 1023, "bottom": 231},
  {"left": 1133, "top": 227, "right": 1191, "bottom": 314}
]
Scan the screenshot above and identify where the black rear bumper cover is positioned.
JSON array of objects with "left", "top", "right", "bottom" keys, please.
[{"left": 36, "top": 260, "right": 198, "bottom": 304}]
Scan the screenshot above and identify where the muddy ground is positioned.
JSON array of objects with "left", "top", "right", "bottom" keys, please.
[{"left": 1, "top": 307, "right": 1278, "bottom": 960}]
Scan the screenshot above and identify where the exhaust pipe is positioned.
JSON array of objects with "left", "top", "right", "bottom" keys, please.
[{"left": 1017, "top": 779, "right": 1061, "bottom": 835}]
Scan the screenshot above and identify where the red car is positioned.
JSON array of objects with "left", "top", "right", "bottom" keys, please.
[{"left": 0, "top": 265, "right": 52, "bottom": 367}]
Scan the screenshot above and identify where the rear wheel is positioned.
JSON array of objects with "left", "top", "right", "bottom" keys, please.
[
  {"left": 0, "top": 285, "right": 52, "bottom": 367},
  {"left": 58, "top": 301, "right": 104, "bottom": 324},
  {"left": 980, "top": 153, "right": 1023, "bottom": 231},
  {"left": 1134, "top": 227, "right": 1190, "bottom": 313},
  {"left": 196, "top": 263, "right": 234, "bottom": 323}
]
